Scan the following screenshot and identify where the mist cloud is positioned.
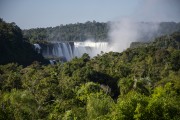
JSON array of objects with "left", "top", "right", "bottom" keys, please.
[
  {"left": 108, "top": 19, "right": 139, "bottom": 52},
  {"left": 108, "top": 0, "right": 180, "bottom": 52}
]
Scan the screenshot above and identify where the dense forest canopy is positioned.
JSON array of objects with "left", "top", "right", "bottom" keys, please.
[
  {"left": 23, "top": 21, "right": 180, "bottom": 43},
  {"left": 23, "top": 21, "right": 109, "bottom": 43},
  {"left": 0, "top": 19, "right": 180, "bottom": 119}
]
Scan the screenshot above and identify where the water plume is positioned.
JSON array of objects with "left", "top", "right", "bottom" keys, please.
[{"left": 107, "top": 0, "right": 180, "bottom": 52}]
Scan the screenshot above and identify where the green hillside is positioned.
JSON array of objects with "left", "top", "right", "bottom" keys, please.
[{"left": 0, "top": 19, "right": 48, "bottom": 66}]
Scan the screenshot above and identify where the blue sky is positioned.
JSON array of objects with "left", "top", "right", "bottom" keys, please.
[{"left": 0, "top": 0, "right": 179, "bottom": 29}]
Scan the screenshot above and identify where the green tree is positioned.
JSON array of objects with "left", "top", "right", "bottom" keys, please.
[
  {"left": 76, "top": 82, "right": 102, "bottom": 103},
  {"left": 86, "top": 92, "right": 114, "bottom": 120},
  {"left": 0, "top": 90, "right": 38, "bottom": 120},
  {"left": 146, "top": 83, "right": 180, "bottom": 120},
  {"left": 113, "top": 91, "right": 148, "bottom": 120}
]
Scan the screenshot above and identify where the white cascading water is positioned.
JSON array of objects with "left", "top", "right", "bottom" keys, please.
[
  {"left": 74, "top": 42, "right": 109, "bottom": 58},
  {"left": 33, "top": 43, "right": 41, "bottom": 53},
  {"left": 41, "top": 41, "right": 109, "bottom": 61}
]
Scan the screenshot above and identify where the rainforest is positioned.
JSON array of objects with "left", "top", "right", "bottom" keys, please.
[{"left": 0, "top": 17, "right": 180, "bottom": 120}]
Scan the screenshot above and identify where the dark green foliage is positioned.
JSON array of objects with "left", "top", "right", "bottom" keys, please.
[
  {"left": 170, "top": 50, "right": 180, "bottom": 71},
  {"left": 0, "top": 63, "right": 22, "bottom": 91},
  {"left": 0, "top": 19, "right": 48, "bottom": 66}
]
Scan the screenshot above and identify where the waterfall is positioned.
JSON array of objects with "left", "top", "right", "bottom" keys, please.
[
  {"left": 33, "top": 44, "right": 41, "bottom": 53},
  {"left": 74, "top": 42, "right": 109, "bottom": 57},
  {"left": 40, "top": 41, "right": 109, "bottom": 61}
]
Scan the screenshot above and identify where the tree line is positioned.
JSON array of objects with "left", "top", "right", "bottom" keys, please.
[
  {"left": 23, "top": 21, "right": 109, "bottom": 43},
  {"left": 23, "top": 21, "right": 180, "bottom": 44}
]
